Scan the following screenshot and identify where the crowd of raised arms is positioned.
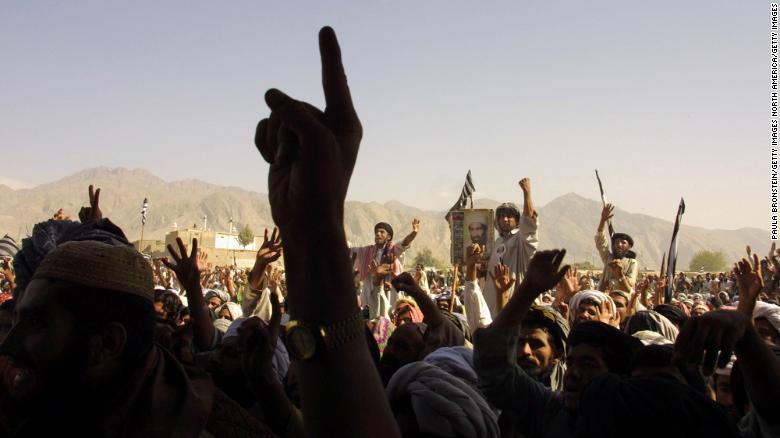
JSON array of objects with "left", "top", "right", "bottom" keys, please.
[{"left": 0, "top": 27, "right": 777, "bottom": 438}]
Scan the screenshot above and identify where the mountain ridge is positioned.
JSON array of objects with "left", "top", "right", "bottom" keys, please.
[{"left": 0, "top": 167, "right": 768, "bottom": 270}]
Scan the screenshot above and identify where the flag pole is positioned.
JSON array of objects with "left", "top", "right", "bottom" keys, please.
[
  {"left": 139, "top": 222, "right": 145, "bottom": 253},
  {"left": 449, "top": 264, "right": 460, "bottom": 312},
  {"left": 595, "top": 170, "right": 615, "bottom": 237}
]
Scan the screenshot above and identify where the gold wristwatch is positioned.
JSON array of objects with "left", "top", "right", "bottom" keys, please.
[{"left": 285, "top": 311, "right": 365, "bottom": 360}]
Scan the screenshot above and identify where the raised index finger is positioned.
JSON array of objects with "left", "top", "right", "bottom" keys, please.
[{"left": 319, "top": 26, "right": 357, "bottom": 122}]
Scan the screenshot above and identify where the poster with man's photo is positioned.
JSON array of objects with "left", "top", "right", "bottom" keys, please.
[{"left": 449, "top": 209, "right": 494, "bottom": 265}]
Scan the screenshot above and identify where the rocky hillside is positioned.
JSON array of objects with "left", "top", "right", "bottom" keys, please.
[{"left": 0, "top": 167, "right": 768, "bottom": 270}]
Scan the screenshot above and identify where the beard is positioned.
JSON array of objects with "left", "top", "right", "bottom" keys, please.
[
  {"left": 520, "top": 362, "right": 555, "bottom": 385},
  {"left": 7, "top": 335, "right": 93, "bottom": 420}
]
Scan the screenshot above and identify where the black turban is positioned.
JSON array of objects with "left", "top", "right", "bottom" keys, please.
[
  {"left": 567, "top": 321, "right": 642, "bottom": 376},
  {"left": 611, "top": 232, "right": 634, "bottom": 247},
  {"left": 374, "top": 222, "right": 394, "bottom": 239},
  {"left": 577, "top": 374, "right": 740, "bottom": 438}
]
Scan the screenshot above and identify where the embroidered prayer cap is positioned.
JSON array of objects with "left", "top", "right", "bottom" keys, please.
[{"left": 32, "top": 240, "right": 153, "bottom": 302}]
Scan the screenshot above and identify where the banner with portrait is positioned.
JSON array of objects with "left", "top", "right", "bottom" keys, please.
[{"left": 449, "top": 209, "right": 494, "bottom": 265}]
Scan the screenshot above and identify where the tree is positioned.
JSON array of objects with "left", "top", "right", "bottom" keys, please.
[
  {"left": 237, "top": 224, "right": 255, "bottom": 249},
  {"left": 688, "top": 250, "right": 728, "bottom": 272},
  {"left": 413, "top": 247, "right": 447, "bottom": 270},
  {"left": 572, "top": 260, "right": 597, "bottom": 271}
]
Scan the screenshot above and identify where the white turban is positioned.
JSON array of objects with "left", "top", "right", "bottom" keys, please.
[
  {"left": 386, "top": 362, "right": 499, "bottom": 438},
  {"left": 753, "top": 301, "right": 780, "bottom": 334},
  {"left": 216, "top": 301, "right": 244, "bottom": 320},
  {"left": 569, "top": 290, "right": 616, "bottom": 323}
]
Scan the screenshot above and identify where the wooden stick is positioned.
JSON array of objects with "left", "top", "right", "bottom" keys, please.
[{"left": 449, "top": 264, "right": 460, "bottom": 312}]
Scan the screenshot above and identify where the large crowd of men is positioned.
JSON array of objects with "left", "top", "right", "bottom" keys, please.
[{"left": 0, "top": 27, "right": 778, "bottom": 437}]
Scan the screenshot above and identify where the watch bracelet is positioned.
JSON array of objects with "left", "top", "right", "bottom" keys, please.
[{"left": 321, "top": 311, "right": 365, "bottom": 350}]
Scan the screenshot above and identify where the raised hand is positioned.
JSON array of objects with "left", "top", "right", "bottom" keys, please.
[
  {"left": 257, "top": 227, "right": 283, "bottom": 264},
  {"left": 490, "top": 263, "right": 515, "bottom": 294},
  {"left": 163, "top": 238, "right": 201, "bottom": 292},
  {"left": 465, "top": 243, "right": 482, "bottom": 266},
  {"left": 411, "top": 218, "right": 421, "bottom": 233},
  {"left": 518, "top": 177, "right": 531, "bottom": 193},
  {"left": 391, "top": 272, "right": 422, "bottom": 295},
  {"left": 268, "top": 268, "right": 284, "bottom": 293},
  {"left": 597, "top": 299, "right": 616, "bottom": 326},
  {"left": 522, "top": 249, "right": 569, "bottom": 296},
  {"left": 674, "top": 310, "right": 751, "bottom": 375},
  {"left": 600, "top": 203, "right": 615, "bottom": 224},
  {"left": 254, "top": 27, "right": 361, "bottom": 231},
  {"left": 556, "top": 266, "right": 579, "bottom": 301},
  {"left": 734, "top": 253, "right": 763, "bottom": 317},
  {"left": 196, "top": 250, "right": 209, "bottom": 272},
  {"left": 78, "top": 184, "right": 103, "bottom": 222}
]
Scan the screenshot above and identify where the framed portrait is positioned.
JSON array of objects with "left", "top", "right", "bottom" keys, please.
[{"left": 449, "top": 209, "right": 494, "bottom": 265}]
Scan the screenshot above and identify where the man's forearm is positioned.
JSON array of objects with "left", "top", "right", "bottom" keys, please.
[
  {"left": 281, "top": 223, "right": 401, "bottom": 437},
  {"left": 298, "top": 337, "right": 400, "bottom": 437},
  {"left": 184, "top": 282, "right": 216, "bottom": 351},
  {"left": 522, "top": 190, "right": 534, "bottom": 218},
  {"left": 249, "top": 261, "right": 269, "bottom": 290},
  {"left": 404, "top": 282, "right": 445, "bottom": 327},
  {"left": 735, "top": 327, "right": 780, "bottom": 423},
  {"left": 491, "top": 282, "right": 535, "bottom": 329},
  {"left": 401, "top": 230, "right": 417, "bottom": 247}
]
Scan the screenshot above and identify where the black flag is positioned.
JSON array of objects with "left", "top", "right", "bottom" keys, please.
[
  {"left": 664, "top": 198, "right": 686, "bottom": 303},
  {"left": 141, "top": 198, "right": 148, "bottom": 225},
  {"left": 445, "top": 170, "right": 476, "bottom": 219}
]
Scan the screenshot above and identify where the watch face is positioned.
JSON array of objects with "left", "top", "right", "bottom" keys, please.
[{"left": 288, "top": 325, "right": 316, "bottom": 360}]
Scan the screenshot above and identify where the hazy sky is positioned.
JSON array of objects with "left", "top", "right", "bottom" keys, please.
[{"left": 1, "top": 1, "right": 766, "bottom": 231}]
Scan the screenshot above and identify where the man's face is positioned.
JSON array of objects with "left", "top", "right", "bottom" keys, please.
[
  {"left": 497, "top": 213, "right": 518, "bottom": 233},
  {"left": 612, "top": 238, "right": 630, "bottom": 257},
  {"left": 516, "top": 327, "right": 557, "bottom": 375},
  {"left": 754, "top": 317, "right": 779, "bottom": 346},
  {"left": 576, "top": 302, "right": 601, "bottom": 324},
  {"left": 468, "top": 223, "right": 486, "bottom": 244},
  {"left": 1, "top": 279, "right": 91, "bottom": 406},
  {"left": 610, "top": 295, "right": 628, "bottom": 322},
  {"left": 207, "top": 297, "right": 222, "bottom": 310},
  {"left": 713, "top": 374, "right": 737, "bottom": 418},
  {"left": 218, "top": 306, "right": 233, "bottom": 320},
  {"left": 374, "top": 228, "right": 391, "bottom": 246},
  {"left": 379, "top": 323, "right": 424, "bottom": 385},
  {"left": 562, "top": 343, "right": 608, "bottom": 411}
]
